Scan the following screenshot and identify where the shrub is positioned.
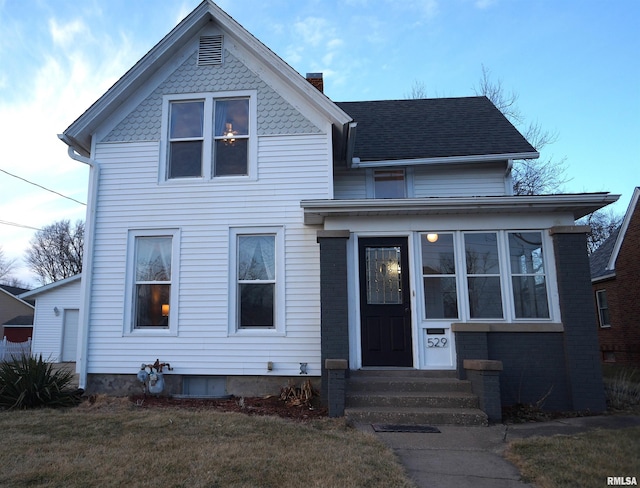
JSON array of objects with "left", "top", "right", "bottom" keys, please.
[
  {"left": 604, "top": 368, "right": 640, "bottom": 411},
  {"left": 0, "top": 354, "right": 82, "bottom": 410}
]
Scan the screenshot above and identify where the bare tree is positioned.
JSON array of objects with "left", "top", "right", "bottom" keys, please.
[
  {"left": 405, "top": 80, "right": 429, "bottom": 99},
  {"left": 0, "top": 246, "right": 16, "bottom": 283},
  {"left": 24, "top": 219, "right": 84, "bottom": 285},
  {"left": 578, "top": 209, "right": 623, "bottom": 255},
  {"left": 473, "top": 65, "right": 570, "bottom": 195}
]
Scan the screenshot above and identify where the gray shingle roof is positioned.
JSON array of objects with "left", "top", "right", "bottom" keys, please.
[
  {"left": 2, "top": 315, "right": 34, "bottom": 326},
  {"left": 590, "top": 226, "right": 620, "bottom": 279},
  {"left": 336, "top": 96, "right": 537, "bottom": 162}
]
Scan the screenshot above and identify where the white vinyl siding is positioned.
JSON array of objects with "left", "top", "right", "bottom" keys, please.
[
  {"left": 30, "top": 279, "right": 81, "bottom": 363},
  {"left": 333, "top": 162, "right": 508, "bottom": 199},
  {"left": 85, "top": 133, "right": 330, "bottom": 375}
]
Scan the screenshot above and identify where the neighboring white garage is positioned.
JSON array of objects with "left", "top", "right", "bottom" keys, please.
[{"left": 19, "top": 275, "right": 81, "bottom": 364}]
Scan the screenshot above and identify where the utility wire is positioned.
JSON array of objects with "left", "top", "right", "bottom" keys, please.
[
  {"left": 0, "top": 220, "right": 42, "bottom": 231},
  {"left": 0, "top": 167, "right": 86, "bottom": 206}
]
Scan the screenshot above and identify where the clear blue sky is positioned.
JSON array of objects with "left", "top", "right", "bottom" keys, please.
[{"left": 1, "top": 0, "right": 638, "bottom": 286}]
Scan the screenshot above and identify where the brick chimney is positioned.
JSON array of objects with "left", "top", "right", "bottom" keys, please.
[{"left": 306, "top": 72, "right": 323, "bottom": 93}]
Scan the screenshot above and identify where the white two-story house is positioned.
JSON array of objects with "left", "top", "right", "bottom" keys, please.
[{"left": 60, "top": 0, "right": 617, "bottom": 417}]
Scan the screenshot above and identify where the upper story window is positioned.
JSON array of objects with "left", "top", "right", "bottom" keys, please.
[
  {"left": 169, "top": 101, "right": 205, "bottom": 178},
  {"left": 162, "top": 92, "right": 255, "bottom": 182},
  {"left": 374, "top": 169, "right": 406, "bottom": 198},
  {"left": 214, "top": 99, "right": 249, "bottom": 176},
  {"left": 595, "top": 289, "right": 610, "bottom": 327}
]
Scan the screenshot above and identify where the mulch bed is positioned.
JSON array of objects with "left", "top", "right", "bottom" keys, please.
[{"left": 128, "top": 394, "right": 328, "bottom": 421}]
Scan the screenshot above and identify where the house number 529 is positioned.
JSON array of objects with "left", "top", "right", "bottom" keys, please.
[{"left": 427, "top": 337, "right": 448, "bottom": 348}]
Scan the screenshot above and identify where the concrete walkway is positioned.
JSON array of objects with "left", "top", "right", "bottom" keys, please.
[{"left": 356, "top": 415, "right": 640, "bottom": 488}]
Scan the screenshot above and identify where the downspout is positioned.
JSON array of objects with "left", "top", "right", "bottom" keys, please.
[{"left": 58, "top": 134, "right": 99, "bottom": 391}]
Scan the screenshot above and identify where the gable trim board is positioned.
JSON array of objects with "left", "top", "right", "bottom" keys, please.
[
  {"left": 62, "top": 0, "right": 351, "bottom": 158},
  {"left": 606, "top": 186, "right": 640, "bottom": 273}
]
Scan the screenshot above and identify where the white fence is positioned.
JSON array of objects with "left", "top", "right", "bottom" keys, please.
[{"left": 0, "top": 337, "right": 32, "bottom": 362}]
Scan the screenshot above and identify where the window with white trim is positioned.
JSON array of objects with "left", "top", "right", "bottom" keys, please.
[
  {"left": 464, "top": 232, "right": 504, "bottom": 319},
  {"left": 162, "top": 92, "right": 255, "bottom": 181},
  {"left": 421, "top": 233, "right": 458, "bottom": 319},
  {"left": 125, "top": 229, "right": 179, "bottom": 334},
  {"left": 596, "top": 289, "right": 611, "bottom": 327},
  {"left": 374, "top": 169, "right": 406, "bottom": 198},
  {"left": 229, "top": 227, "right": 284, "bottom": 333},
  {"left": 419, "top": 230, "right": 553, "bottom": 322},
  {"left": 508, "top": 232, "right": 549, "bottom": 319}
]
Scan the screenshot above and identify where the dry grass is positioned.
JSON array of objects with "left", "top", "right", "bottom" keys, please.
[
  {"left": 0, "top": 397, "right": 414, "bottom": 488},
  {"left": 506, "top": 426, "right": 640, "bottom": 488}
]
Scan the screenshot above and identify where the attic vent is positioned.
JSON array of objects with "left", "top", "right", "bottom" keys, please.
[{"left": 198, "top": 35, "right": 223, "bottom": 66}]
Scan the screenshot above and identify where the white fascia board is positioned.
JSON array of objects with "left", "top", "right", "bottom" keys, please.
[
  {"left": 301, "top": 193, "right": 620, "bottom": 225},
  {"left": 18, "top": 275, "right": 82, "bottom": 300},
  {"left": 606, "top": 186, "right": 640, "bottom": 271},
  {"left": 62, "top": 2, "right": 213, "bottom": 154},
  {"left": 351, "top": 152, "right": 540, "bottom": 169},
  {"left": 63, "top": 0, "right": 352, "bottom": 155}
]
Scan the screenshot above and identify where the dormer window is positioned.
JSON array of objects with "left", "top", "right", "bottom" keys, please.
[{"left": 374, "top": 169, "right": 406, "bottom": 198}]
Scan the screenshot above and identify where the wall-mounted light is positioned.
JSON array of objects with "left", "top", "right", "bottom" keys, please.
[
  {"left": 300, "top": 363, "right": 308, "bottom": 375},
  {"left": 161, "top": 304, "right": 170, "bottom": 317},
  {"left": 53, "top": 306, "right": 60, "bottom": 316},
  {"left": 426, "top": 233, "right": 439, "bottom": 243}
]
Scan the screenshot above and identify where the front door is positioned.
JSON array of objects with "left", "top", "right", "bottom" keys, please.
[{"left": 359, "top": 237, "right": 413, "bottom": 367}]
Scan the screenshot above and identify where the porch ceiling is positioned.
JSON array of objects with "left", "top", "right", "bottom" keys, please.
[{"left": 301, "top": 193, "right": 619, "bottom": 225}]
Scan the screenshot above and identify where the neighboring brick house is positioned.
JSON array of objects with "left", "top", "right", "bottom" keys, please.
[{"left": 591, "top": 186, "right": 640, "bottom": 365}]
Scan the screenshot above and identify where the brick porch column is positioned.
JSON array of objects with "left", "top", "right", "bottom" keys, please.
[
  {"left": 550, "top": 225, "right": 606, "bottom": 412},
  {"left": 317, "top": 230, "right": 351, "bottom": 405}
]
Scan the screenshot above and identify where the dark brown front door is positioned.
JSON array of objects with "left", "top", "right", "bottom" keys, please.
[{"left": 359, "top": 237, "right": 413, "bottom": 367}]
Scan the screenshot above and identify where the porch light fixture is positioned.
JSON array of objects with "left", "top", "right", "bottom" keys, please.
[
  {"left": 161, "top": 304, "right": 170, "bottom": 317},
  {"left": 426, "top": 233, "right": 439, "bottom": 243},
  {"left": 54, "top": 306, "right": 60, "bottom": 316},
  {"left": 223, "top": 122, "right": 237, "bottom": 144}
]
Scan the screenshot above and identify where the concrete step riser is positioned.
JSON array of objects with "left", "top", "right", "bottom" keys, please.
[
  {"left": 345, "top": 409, "right": 488, "bottom": 426},
  {"left": 346, "top": 395, "right": 479, "bottom": 409},
  {"left": 348, "top": 379, "right": 473, "bottom": 393},
  {"left": 351, "top": 370, "right": 457, "bottom": 379}
]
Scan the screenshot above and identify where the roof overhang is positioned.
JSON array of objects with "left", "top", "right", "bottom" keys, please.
[
  {"left": 61, "top": 0, "right": 351, "bottom": 156},
  {"left": 350, "top": 151, "right": 540, "bottom": 169},
  {"left": 301, "top": 193, "right": 620, "bottom": 225},
  {"left": 19, "top": 274, "right": 82, "bottom": 300}
]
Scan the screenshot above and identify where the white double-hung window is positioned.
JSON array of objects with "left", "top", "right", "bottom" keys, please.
[
  {"left": 124, "top": 229, "right": 180, "bottom": 335},
  {"left": 162, "top": 91, "right": 255, "bottom": 181},
  {"left": 229, "top": 227, "right": 285, "bottom": 334}
]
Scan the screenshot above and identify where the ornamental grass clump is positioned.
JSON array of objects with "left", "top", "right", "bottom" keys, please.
[{"left": 0, "top": 354, "right": 82, "bottom": 410}]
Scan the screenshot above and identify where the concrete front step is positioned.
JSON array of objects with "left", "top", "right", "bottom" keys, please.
[
  {"left": 347, "top": 376, "right": 474, "bottom": 394},
  {"left": 347, "top": 391, "right": 480, "bottom": 409},
  {"left": 345, "top": 406, "right": 488, "bottom": 426},
  {"left": 345, "top": 370, "right": 487, "bottom": 426}
]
